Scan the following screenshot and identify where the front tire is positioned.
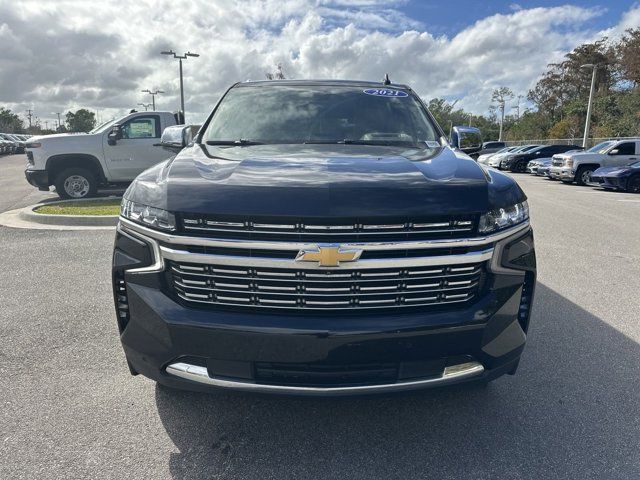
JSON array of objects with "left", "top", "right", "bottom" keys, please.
[
  {"left": 54, "top": 168, "right": 98, "bottom": 199},
  {"left": 627, "top": 175, "right": 640, "bottom": 194},
  {"left": 575, "top": 166, "right": 595, "bottom": 186},
  {"left": 512, "top": 161, "right": 527, "bottom": 173}
]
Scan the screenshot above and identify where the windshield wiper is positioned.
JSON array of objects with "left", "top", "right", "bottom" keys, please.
[
  {"left": 206, "top": 139, "right": 263, "bottom": 146},
  {"left": 304, "top": 139, "right": 422, "bottom": 148}
]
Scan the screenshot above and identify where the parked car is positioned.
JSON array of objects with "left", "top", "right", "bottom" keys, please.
[
  {"left": 5, "top": 133, "right": 26, "bottom": 153},
  {"left": 470, "top": 141, "right": 506, "bottom": 160},
  {"left": 24, "top": 111, "right": 182, "bottom": 198},
  {"left": 500, "top": 144, "right": 582, "bottom": 172},
  {"left": 477, "top": 146, "right": 519, "bottom": 165},
  {"left": 487, "top": 144, "right": 540, "bottom": 168},
  {"left": 112, "top": 79, "right": 536, "bottom": 395},
  {"left": 591, "top": 161, "right": 640, "bottom": 193},
  {"left": 549, "top": 139, "right": 640, "bottom": 185},
  {"left": 533, "top": 159, "right": 553, "bottom": 177},
  {"left": 0, "top": 138, "right": 12, "bottom": 155},
  {"left": 0, "top": 133, "right": 19, "bottom": 154}
]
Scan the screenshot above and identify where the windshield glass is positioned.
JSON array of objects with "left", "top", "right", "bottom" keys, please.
[
  {"left": 204, "top": 85, "right": 439, "bottom": 148},
  {"left": 587, "top": 141, "right": 615, "bottom": 153},
  {"left": 89, "top": 118, "right": 118, "bottom": 134}
]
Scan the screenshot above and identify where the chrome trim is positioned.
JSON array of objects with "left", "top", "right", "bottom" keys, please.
[
  {"left": 165, "top": 360, "right": 485, "bottom": 395},
  {"left": 119, "top": 217, "right": 530, "bottom": 252},
  {"left": 161, "top": 246, "right": 494, "bottom": 270},
  {"left": 116, "top": 223, "right": 164, "bottom": 274},
  {"left": 174, "top": 291, "right": 474, "bottom": 310}
]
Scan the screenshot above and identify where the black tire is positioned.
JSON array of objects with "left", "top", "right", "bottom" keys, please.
[
  {"left": 628, "top": 175, "right": 640, "bottom": 194},
  {"left": 511, "top": 161, "right": 527, "bottom": 173},
  {"left": 54, "top": 167, "right": 98, "bottom": 199},
  {"left": 575, "top": 166, "right": 595, "bottom": 186}
]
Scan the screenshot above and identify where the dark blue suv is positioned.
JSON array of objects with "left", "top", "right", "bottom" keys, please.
[{"left": 112, "top": 80, "right": 536, "bottom": 395}]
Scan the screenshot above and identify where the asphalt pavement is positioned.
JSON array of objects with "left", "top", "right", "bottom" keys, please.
[{"left": 1, "top": 153, "right": 639, "bottom": 479}]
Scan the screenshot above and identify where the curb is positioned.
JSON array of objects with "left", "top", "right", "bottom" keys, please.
[
  {"left": 19, "top": 206, "right": 119, "bottom": 226},
  {"left": 0, "top": 198, "right": 120, "bottom": 230}
]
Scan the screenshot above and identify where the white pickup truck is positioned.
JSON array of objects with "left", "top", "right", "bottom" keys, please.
[
  {"left": 549, "top": 139, "right": 640, "bottom": 185},
  {"left": 25, "top": 111, "right": 181, "bottom": 198}
]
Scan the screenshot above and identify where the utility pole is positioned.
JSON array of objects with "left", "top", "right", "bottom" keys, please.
[
  {"left": 580, "top": 64, "right": 598, "bottom": 148},
  {"left": 161, "top": 50, "right": 200, "bottom": 123},
  {"left": 44, "top": 120, "right": 49, "bottom": 130},
  {"left": 141, "top": 89, "right": 164, "bottom": 111},
  {"left": 499, "top": 101, "right": 505, "bottom": 141},
  {"left": 26, "top": 109, "right": 33, "bottom": 128},
  {"left": 512, "top": 95, "right": 524, "bottom": 120}
]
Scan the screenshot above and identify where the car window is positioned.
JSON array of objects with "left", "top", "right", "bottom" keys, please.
[
  {"left": 204, "top": 85, "right": 439, "bottom": 147},
  {"left": 122, "top": 116, "right": 160, "bottom": 139},
  {"left": 612, "top": 142, "right": 635, "bottom": 155}
]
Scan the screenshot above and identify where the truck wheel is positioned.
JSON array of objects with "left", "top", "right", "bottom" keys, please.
[
  {"left": 54, "top": 168, "right": 98, "bottom": 199},
  {"left": 628, "top": 175, "right": 640, "bottom": 194},
  {"left": 575, "top": 166, "right": 595, "bottom": 186}
]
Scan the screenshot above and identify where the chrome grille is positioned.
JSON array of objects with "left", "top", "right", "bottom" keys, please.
[
  {"left": 169, "top": 261, "right": 483, "bottom": 310},
  {"left": 181, "top": 216, "right": 475, "bottom": 241}
]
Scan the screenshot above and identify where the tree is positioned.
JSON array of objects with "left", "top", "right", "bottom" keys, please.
[
  {"left": 616, "top": 28, "right": 640, "bottom": 87},
  {"left": 65, "top": 109, "right": 96, "bottom": 132},
  {"left": 0, "top": 107, "right": 25, "bottom": 133},
  {"left": 491, "top": 87, "right": 514, "bottom": 141},
  {"left": 265, "top": 63, "right": 286, "bottom": 80}
]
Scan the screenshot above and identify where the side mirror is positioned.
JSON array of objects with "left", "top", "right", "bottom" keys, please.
[
  {"left": 450, "top": 126, "right": 482, "bottom": 155},
  {"left": 608, "top": 149, "right": 619, "bottom": 155},
  {"left": 157, "top": 125, "right": 197, "bottom": 153},
  {"left": 107, "top": 124, "right": 123, "bottom": 146}
]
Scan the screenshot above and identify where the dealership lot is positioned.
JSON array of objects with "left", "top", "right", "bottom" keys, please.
[{"left": 1, "top": 153, "right": 639, "bottom": 479}]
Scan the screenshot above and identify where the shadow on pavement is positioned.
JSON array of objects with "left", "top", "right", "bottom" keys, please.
[{"left": 155, "top": 283, "right": 640, "bottom": 479}]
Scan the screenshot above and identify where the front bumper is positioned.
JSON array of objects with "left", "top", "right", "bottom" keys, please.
[
  {"left": 24, "top": 169, "right": 50, "bottom": 189},
  {"left": 548, "top": 166, "right": 573, "bottom": 180},
  {"left": 113, "top": 221, "right": 536, "bottom": 395}
]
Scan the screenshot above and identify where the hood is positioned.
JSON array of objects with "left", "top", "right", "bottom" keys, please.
[
  {"left": 28, "top": 132, "right": 94, "bottom": 144},
  {"left": 125, "top": 143, "right": 526, "bottom": 218},
  {"left": 594, "top": 165, "right": 635, "bottom": 176}
]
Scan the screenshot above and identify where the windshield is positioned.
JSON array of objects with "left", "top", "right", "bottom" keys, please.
[
  {"left": 587, "top": 141, "right": 615, "bottom": 153},
  {"left": 89, "top": 118, "right": 118, "bottom": 134},
  {"left": 204, "top": 85, "right": 440, "bottom": 148}
]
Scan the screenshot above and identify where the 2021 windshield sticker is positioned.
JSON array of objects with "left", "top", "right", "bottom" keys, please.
[{"left": 363, "top": 88, "right": 409, "bottom": 98}]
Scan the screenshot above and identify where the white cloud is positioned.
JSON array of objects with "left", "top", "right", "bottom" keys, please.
[{"left": 0, "top": 0, "right": 638, "bottom": 127}]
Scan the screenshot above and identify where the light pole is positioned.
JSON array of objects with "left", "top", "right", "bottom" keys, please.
[
  {"left": 137, "top": 103, "right": 152, "bottom": 111},
  {"left": 141, "top": 89, "right": 164, "bottom": 111},
  {"left": 580, "top": 64, "right": 598, "bottom": 148},
  {"left": 161, "top": 50, "right": 199, "bottom": 123}
]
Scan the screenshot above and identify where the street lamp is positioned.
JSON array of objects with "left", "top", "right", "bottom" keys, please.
[
  {"left": 161, "top": 49, "right": 200, "bottom": 123},
  {"left": 580, "top": 64, "right": 598, "bottom": 148},
  {"left": 141, "top": 89, "right": 164, "bottom": 111},
  {"left": 137, "top": 103, "right": 152, "bottom": 111}
]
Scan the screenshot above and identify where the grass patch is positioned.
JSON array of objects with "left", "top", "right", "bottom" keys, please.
[{"left": 35, "top": 199, "right": 121, "bottom": 216}]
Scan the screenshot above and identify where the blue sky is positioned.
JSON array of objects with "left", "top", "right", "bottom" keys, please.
[{"left": 399, "top": 1, "right": 634, "bottom": 35}]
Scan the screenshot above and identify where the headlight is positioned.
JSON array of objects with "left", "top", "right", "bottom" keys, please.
[
  {"left": 564, "top": 159, "right": 573, "bottom": 167},
  {"left": 479, "top": 201, "right": 529, "bottom": 234},
  {"left": 26, "top": 142, "right": 41, "bottom": 148},
  {"left": 120, "top": 199, "right": 175, "bottom": 231}
]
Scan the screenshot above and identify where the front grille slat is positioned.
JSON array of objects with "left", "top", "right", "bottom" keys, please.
[
  {"left": 170, "top": 261, "right": 483, "bottom": 311},
  {"left": 180, "top": 215, "right": 476, "bottom": 241}
]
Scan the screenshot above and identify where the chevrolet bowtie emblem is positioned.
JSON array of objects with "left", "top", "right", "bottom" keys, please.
[{"left": 295, "top": 244, "right": 363, "bottom": 267}]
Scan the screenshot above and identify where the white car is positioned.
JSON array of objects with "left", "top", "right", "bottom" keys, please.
[
  {"left": 487, "top": 145, "right": 540, "bottom": 168},
  {"left": 550, "top": 139, "right": 640, "bottom": 185},
  {"left": 477, "top": 146, "right": 519, "bottom": 165},
  {"left": 25, "top": 111, "right": 180, "bottom": 198}
]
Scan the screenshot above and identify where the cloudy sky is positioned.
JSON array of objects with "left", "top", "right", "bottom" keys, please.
[{"left": 1, "top": 0, "right": 639, "bottom": 127}]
